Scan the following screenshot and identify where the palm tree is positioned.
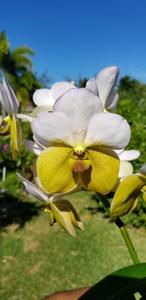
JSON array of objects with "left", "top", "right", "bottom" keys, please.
[{"left": 0, "top": 31, "right": 43, "bottom": 109}]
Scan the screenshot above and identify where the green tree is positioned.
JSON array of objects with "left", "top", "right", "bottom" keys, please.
[{"left": 0, "top": 31, "right": 43, "bottom": 109}]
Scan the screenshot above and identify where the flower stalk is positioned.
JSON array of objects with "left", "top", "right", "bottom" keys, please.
[
  {"left": 99, "top": 194, "right": 140, "bottom": 265},
  {"left": 115, "top": 218, "right": 140, "bottom": 265}
]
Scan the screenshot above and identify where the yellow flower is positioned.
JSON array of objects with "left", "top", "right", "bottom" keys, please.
[{"left": 32, "top": 87, "right": 131, "bottom": 194}]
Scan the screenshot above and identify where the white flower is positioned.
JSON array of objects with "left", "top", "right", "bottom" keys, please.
[
  {"left": 86, "top": 66, "right": 119, "bottom": 111},
  {"left": 31, "top": 87, "right": 131, "bottom": 195}
]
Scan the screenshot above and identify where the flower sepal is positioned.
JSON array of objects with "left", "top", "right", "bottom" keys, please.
[
  {"left": 110, "top": 170, "right": 146, "bottom": 220},
  {"left": 45, "top": 199, "right": 84, "bottom": 237}
]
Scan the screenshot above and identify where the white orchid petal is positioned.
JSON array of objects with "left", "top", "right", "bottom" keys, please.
[
  {"left": 0, "top": 79, "right": 19, "bottom": 114},
  {"left": 54, "top": 88, "right": 103, "bottom": 141},
  {"left": 32, "top": 111, "right": 73, "bottom": 147},
  {"left": 86, "top": 78, "right": 98, "bottom": 94},
  {"left": 96, "top": 66, "right": 119, "bottom": 106},
  {"left": 118, "top": 161, "right": 133, "bottom": 178},
  {"left": 118, "top": 150, "right": 140, "bottom": 161},
  {"left": 84, "top": 112, "right": 131, "bottom": 149},
  {"left": 51, "top": 81, "right": 76, "bottom": 100},
  {"left": 17, "top": 173, "right": 49, "bottom": 201},
  {"left": 33, "top": 89, "right": 55, "bottom": 107},
  {"left": 25, "top": 140, "right": 44, "bottom": 155},
  {"left": 16, "top": 113, "right": 33, "bottom": 122},
  {"left": 32, "top": 136, "right": 46, "bottom": 150},
  {"left": 106, "top": 90, "right": 119, "bottom": 111}
]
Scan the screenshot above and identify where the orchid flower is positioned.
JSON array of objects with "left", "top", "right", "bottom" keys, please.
[
  {"left": 17, "top": 173, "right": 83, "bottom": 237},
  {"left": 0, "top": 79, "right": 21, "bottom": 159},
  {"left": 110, "top": 164, "right": 146, "bottom": 219},
  {"left": 31, "top": 87, "right": 131, "bottom": 195},
  {"left": 86, "top": 66, "right": 119, "bottom": 111}
]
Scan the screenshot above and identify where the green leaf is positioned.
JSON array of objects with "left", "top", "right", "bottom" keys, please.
[{"left": 79, "top": 263, "right": 146, "bottom": 300}]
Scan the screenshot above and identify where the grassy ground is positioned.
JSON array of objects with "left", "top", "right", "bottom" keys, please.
[{"left": 1, "top": 190, "right": 146, "bottom": 300}]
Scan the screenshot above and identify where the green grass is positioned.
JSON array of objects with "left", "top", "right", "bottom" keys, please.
[{"left": 1, "top": 190, "right": 146, "bottom": 300}]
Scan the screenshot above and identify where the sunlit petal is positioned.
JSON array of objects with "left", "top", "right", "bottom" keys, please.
[
  {"left": 37, "top": 147, "right": 77, "bottom": 193},
  {"left": 118, "top": 150, "right": 140, "bottom": 161},
  {"left": 84, "top": 112, "right": 130, "bottom": 149},
  {"left": 54, "top": 88, "right": 103, "bottom": 139},
  {"left": 51, "top": 81, "right": 76, "bottom": 100},
  {"left": 80, "top": 146, "right": 119, "bottom": 194},
  {"left": 118, "top": 161, "right": 133, "bottom": 178},
  {"left": 96, "top": 66, "right": 119, "bottom": 106},
  {"left": 32, "top": 111, "right": 73, "bottom": 147},
  {"left": 86, "top": 77, "right": 98, "bottom": 94},
  {"left": 33, "top": 88, "right": 55, "bottom": 108}
]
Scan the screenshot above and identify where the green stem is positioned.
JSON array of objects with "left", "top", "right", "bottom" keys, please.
[
  {"left": 98, "top": 194, "right": 140, "bottom": 265},
  {"left": 115, "top": 218, "right": 140, "bottom": 265}
]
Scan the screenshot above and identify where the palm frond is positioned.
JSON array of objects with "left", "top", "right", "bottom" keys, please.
[
  {"left": 12, "top": 46, "right": 34, "bottom": 58},
  {"left": 14, "top": 56, "right": 33, "bottom": 70}
]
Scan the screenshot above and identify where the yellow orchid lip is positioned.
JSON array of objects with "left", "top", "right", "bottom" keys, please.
[{"left": 37, "top": 145, "right": 119, "bottom": 194}]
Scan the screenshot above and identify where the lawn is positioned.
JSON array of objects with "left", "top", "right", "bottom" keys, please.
[{"left": 1, "top": 190, "right": 146, "bottom": 300}]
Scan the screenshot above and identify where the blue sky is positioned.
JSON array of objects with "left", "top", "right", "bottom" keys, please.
[{"left": 1, "top": 0, "right": 146, "bottom": 84}]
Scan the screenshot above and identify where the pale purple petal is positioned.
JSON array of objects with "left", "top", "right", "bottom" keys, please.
[
  {"left": 25, "top": 140, "right": 44, "bottom": 155},
  {"left": 118, "top": 150, "right": 140, "bottom": 161},
  {"left": 0, "top": 79, "right": 19, "bottom": 114},
  {"left": 96, "top": 66, "right": 119, "bottom": 107},
  {"left": 17, "top": 173, "right": 49, "bottom": 201}
]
